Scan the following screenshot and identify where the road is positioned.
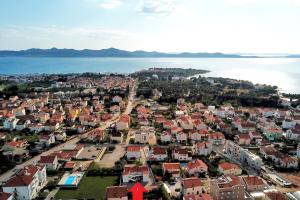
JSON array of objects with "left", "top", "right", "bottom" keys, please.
[{"left": 0, "top": 81, "right": 137, "bottom": 183}]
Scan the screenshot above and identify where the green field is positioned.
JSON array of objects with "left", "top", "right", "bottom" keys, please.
[{"left": 55, "top": 176, "right": 118, "bottom": 200}]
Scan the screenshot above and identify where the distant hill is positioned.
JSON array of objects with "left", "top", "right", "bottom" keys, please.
[{"left": 0, "top": 47, "right": 258, "bottom": 58}]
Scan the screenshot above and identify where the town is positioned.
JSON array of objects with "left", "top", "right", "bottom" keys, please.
[{"left": 0, "top": 69, "right": 299, "bottom": 200}]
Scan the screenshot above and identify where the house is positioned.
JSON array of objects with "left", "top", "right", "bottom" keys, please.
[
  {"left": 116, "top": 115, "right": 130, "bottom": 131},
  {"left": 15, "top": 119, "right": 31, "bottom": 131},
  {"left": 122, "top": 164, "right": 150, "bottom": 183},
  {"left": 149, "top": 147, "right": 168, "bottom": 161},
  {"left": 263, "top": 128, "right": 283, "bottom": 141},
  {"left": 193, "top": 142, "right": 212, "bottom": 156},
  {"left": 39, "top": 133, "right": 56, "bottom": 147},
  {"left": 112, "top": 95, "right": 123, "bottom": 103},
  {"left": 193, "top": 119, "right": 207, "bottom": 130},
  {"left": 39, "top": 155, "right": 58, "bottom": 171},
  {"left": 2, "top": 165, "right": 47, "bottom": 200},
  {"left": 210, "top": 175, "right": 245, "bottom": 200},
  {"left": 249, "top": 131, "right": 263, "bottom": 145},
  {"left": 106, "top": 186, "right": 128, "bottom": 200},
  {"left": 162, "top": 163, "right": 181, "bottom": 178},
  {"left": 242, "top": 176, "right": 266, "bottom": 192},
  {"left": 163, "top": 120, "right": 174, "bottom": 129},
  {"left": 186, "top": 159, "right": 208, "bottom": 175},
  {"left": 28, "top": 123, "right": 44, "bottom": 133},
  {"left": 172, "top": 148, "right": 192, "bottom": 161},
  {"left": 44, "top": 121, "right": 60, "bottom": 131},
  {"left": 161, "top": 131, "right": 172, "bottom": 143},
  {"left": 285, "top": 128, "right": 300, "bottom": 141},
  {"left": 110, "top": 105, "right": 120, "bottom": 113},
  {"left": 278, "top": 156, "right": 298, "bottom": 169},
  {"left": 110, "top": 131, "right": 123, "bottom": 143},
  {"left": 176, "top": 132, "right": 188, "bottom": 143},
  {"left": 234, "top": 134, "right": 251, "bottom": 146},
  {"left": 182, "top": 177, "right": 203, "bottom": 196},
  {"left": 240, "top": 149, "right": 263, "bottom": 171},
  {"left": 238, "top": 121, "right": 256, "bottom": 133},
  {"left": 178, "top": 116, "right": 193, "bottom": 130},
  {"left": 208, "top": 132, "right": 225, "bottom": 146},
  {"left": 193, "top": 102, "right": 206, "bottom": 112},
  {"left": 189, "top": 130, "right": 202, "bottom": 141},
  {"left": 86, "top": 128, "right": 105, "bottom": 142},
  {"left": 264, "top": 191, "right": 288, "bottom": 200},
  {"left": 1, "top": 140, "right": 29, "bottom": 162},
  {"left": 218, "top": 162, "right": 242, "bottom": 176},
  {"left": 126, "top": 146, "right": 141, "bottom": 160},
  {"left": 134, "top": 126, "right": 156, "bottom": 144}
]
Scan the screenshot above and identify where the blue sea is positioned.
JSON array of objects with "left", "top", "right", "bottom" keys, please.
[{"left": 0, "top": 57, "right": 300, "bottom": 94}]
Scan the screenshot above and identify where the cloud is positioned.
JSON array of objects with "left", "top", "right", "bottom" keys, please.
[
  {"left": 84, "top": 0, "right": 123, "bottom": 9},
  {"left": 137, "top": 0, "right": 176, "bottom": 15},
  {"left": 99, "top": 0, "right": 123, "bottom": 9},
  {"left": 0, "top": 26, "right": 137, "bottom": 50}
]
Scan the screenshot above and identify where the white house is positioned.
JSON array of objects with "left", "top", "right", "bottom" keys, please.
[
  {"left": 126, "top": 146, "right": 141, "bottom": 160},
  {"left": 176, "top": 132, "right": 188, "bottom": 143},
  {"left": 2, "top": 165, "right": 47, "bottom": 200},
  {"left": 172, "top": 148, "right": 192, "bottom": 161},
  {"left": 193, "top": 141, "right": 212, "bottom": 156},
  {"left": 39, "top": 155, "right": 58, "bottom": 171},
  {"left": 182, "top": 177, "right": 203, "bottom": 196},
  {"left": 122, "top": 164, "right": 149, "bottom": 183},
  {"left": 160, "top": 131, "right": 172, "bottom": 143},
  {"left": 149, "top": 147, "right": 168, "bottom": 161},
  {"left": 116, "top": 115, "right": 130, "bottom": 131}
]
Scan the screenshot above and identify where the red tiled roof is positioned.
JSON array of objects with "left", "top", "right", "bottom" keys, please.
[
  {"left": 242, "top": 176, "right": 264, "bottom": 186},
  {"left": 163, "top": 163, "right": 180, "bottom": 171},
  {"left": 64, "top": 161, "right": 76, "bottom": 169},
  {"left": 187, "top": 159, "right": 207, "bottom": 171},
  {"left": 209, "top": 132, "right": 225, "bottom": 139},
  {"left": 4, "top": 165, "right": 40, "bottom": 187},
  {"left": 40, "top": 155, "right": 56, "bottom": 164},
  {"left": 265, "top": 191, "right": 288, "bottom": 200},
  {"left": 127, "top": 146, "right": 141, "bottom": 152},
  {"left": 218, "top": 162, "right": 241, "bottom": 171},
  {"left": 153, "top": 147, "right": 167, "bottom": 155},
  {"left": 182, "top": 177, "right": 203, "bottom": 188},
  {"left": 123, "top": 164, "right": 149, "bottom": 175}
]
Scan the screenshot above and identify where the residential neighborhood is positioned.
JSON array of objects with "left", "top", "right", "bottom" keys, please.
[{"left": 0, "top": 71, "right": 299, "bottom": 200}]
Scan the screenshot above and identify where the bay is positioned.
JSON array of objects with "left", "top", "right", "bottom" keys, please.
[{"left": 0, "top": 57, "right": 299, "bottom": 94}]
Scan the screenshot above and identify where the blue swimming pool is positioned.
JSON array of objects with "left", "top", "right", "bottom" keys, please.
[{"left": 65, "top": 176, "right": 76, "bottom": 185}]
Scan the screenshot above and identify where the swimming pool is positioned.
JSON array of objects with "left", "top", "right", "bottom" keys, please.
[{"left": 65, "top": 176, "right": 76, "bottom": 185}]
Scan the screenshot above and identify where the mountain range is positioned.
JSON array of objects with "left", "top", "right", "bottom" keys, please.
[{"left": 0, "top": 48, "right": 298, "bottom": 58}]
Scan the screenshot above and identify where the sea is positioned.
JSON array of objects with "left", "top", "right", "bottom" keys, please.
[{"left": 0, "top": 57, "right": 299, "bottom": 94}]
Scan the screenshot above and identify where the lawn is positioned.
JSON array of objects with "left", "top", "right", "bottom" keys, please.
[{"left": 55, "top": 176, "right": 118, "bottom": 200}]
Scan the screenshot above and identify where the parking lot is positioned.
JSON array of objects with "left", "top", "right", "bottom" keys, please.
[{"left": 77, "top": 145, "right": 102, "bottom": 160}]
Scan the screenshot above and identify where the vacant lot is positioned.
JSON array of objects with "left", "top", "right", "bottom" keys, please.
[{"left": 55, "top": 176, "right": 118, "bottom": 200}]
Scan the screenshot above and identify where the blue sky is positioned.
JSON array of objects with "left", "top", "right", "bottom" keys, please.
[{"left": 0, "top": 0, "right": 299, "bottom": 53}]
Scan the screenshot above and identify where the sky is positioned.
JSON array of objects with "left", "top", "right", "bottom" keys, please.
[{"left": 0, "top": 0, "right": 300, "bottom": 54}]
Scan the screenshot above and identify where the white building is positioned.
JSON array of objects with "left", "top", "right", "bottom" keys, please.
[
  {"left": 122, "top": 165, "right": 150, "bottom": 183},
  {"left": 2, "top": 165, "right": 47, "bottom": 200}
]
